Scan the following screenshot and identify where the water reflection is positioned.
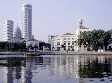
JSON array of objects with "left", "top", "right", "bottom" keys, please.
[
  {"left": 1, "top": 55, "right": 112, "bottom": 83},
  {"left": 0, "top": 58, "right": 25, "bottom": 83},
  {"left": 79, "top": 56, "right": 112, "bottom": 78}
]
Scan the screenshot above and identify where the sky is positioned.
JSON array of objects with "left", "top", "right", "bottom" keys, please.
[{"left": 0, "top": 0, "right": 112, "bottom": 41}]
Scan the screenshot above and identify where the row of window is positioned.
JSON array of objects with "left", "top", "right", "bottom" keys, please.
[
  {"left": 56, "top": 47, "right": 75, "bottom": 51},
  {"left": 57, "top": 41, "right": 77, "bottom": 45},
  {"left": 63, "top": 38, "right": 76, "bottom": 40},
  {"left": 56, "top": 37, "right": 77, "bottom": 41}
]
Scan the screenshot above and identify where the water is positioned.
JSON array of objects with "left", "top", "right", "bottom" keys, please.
[{"left": 0, "top": 55, "right": 112, "bottom": 83}]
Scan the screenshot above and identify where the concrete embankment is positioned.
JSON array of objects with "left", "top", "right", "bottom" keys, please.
[
  {"left": 0, "top": 51, "right": 112, "bottom": 57},
  {"left": 0, "top": 52, "right": 25, "bottom": 55},
  {"left": 33, "top": 51, "right": 112, "bottom": 55},
  {"left": 0, "top": 52, "right": 25, "bottom": 59}
]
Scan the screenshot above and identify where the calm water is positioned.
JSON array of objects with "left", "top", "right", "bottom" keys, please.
[{"left": 0, "top": 55, "right": 112, "bottom": 83}]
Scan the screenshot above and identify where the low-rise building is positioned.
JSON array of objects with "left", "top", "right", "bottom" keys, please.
[
  {"left": 48, "top": 32, "right": 78, "bottom": 51},
  {"left": 48, "top": 20, "right": 92, "bottom": 52},
  {"left": 26, "top": 40, "right": 51, "bottom": 51}
]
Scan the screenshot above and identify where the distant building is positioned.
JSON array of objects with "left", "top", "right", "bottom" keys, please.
[
  {"left": 26, "top": 40, "right": 51, "bottom": 51},
  {"left": 7, "top": 20, "right": 14, "bottom": 42},
  {"left": 23, "top": 4, "right": 32, "bottom": 41},
  {"left": 0, "top": 20, "right": 14, "bottom": 42},
  {"left": 39, "top": 41, "right": 51, "bottom": 51},
  {"left": 13, "top": 26, "right": 22, "bottom": 43},
  {"left": 77, "top": 19, "right": 92, "bottom": 35},
  {"left": 26, "top": 40, "right": 39, "bottom": 51},
  {"left": 48, "top": 33, "right": 78, "bottom": 51},
  {"left": 48, "top": 35, "right": 55, "bottom": 51}
]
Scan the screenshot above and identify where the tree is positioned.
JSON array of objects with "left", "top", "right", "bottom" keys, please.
[{"left": 78, "top": 29, "right": 111, "bottom": 51}]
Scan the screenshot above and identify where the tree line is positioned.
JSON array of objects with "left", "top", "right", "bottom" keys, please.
[
  {"left": 78, "top": 29, "right": 112, "bottom": 51},
  {"left": 0, "top": 42, "right": 26, "bottom": 52}
]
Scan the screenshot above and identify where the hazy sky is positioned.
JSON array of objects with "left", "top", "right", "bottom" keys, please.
[{"left": 0, "top": 0, "right": 112, "bottom": 41}]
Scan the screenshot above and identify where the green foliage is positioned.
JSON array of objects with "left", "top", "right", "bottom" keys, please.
[
  {"left": 79, "top": 58, "right": 111, "bottom": 78},
  {"left": 78, "top": 29, "right": 111, "bottom": 51},
  {"left": 0, "top": 42, "right": 26, "bottom": 52}
]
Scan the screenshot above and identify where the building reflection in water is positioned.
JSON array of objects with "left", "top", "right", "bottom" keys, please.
[
  {"left": 49, "top": 55, "right": 112, "bottom": 82},
  {"left": 50, "top": 55, "right": 79, "bottom": 78},
  {"left": 0, "top": 58, "right": 24, "bottom": 83},
  {"left": 7, "top": 67, "right": 14, "bottom": 83},
  {"left": 1, "top": 55, "right": 112, "bottom": 83},
  {"left": 25, "top": 57, "right": 33, "bottom": 83}
]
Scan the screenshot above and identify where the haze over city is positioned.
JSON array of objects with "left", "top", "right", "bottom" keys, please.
[{"left": 0, "top": 0, "right": 112, "bottom": 41}]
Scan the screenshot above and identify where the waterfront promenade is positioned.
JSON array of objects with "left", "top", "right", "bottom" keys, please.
[
  {"left": 0, "top": 51, "right": 112, "bottom": 59},
  {"left": 33, "top": 51, "right": 112, "bottom": 56}
]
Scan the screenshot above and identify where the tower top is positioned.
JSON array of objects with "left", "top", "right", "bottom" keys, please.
[
  {"left": 79, "top": 19, "right": 83, "bottom": 29},
  {"left": 80, "top": 19, "right": 83, "bottom": 26}
]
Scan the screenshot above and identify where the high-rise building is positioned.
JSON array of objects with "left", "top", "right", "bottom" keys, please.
[
  {"left": 14, "top": 26, "right": 22, "bottom": 42},
  {"left": 23, "top": 4, "right": 32, "bottom": 41},
  {"left": 0, "top": 20, "right": 14, "bottom": 42},
  {"left": 7, "top": 20, "right": 14, "bottom": 42}
]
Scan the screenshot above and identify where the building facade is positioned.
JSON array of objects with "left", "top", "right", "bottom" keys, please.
[
  {"left": 48, "top": 33, "right": 78, "bottom": 51},
  {"left": 0, "top": 20, "right": 14, "bottom": 42},
  {"left": 13, "top": 26, "right": 22, "bottom": 43},
  {"left": 23, "top": 4, "right": 32, "bottom": 41},
  {"left": 48, "top": 20, "right": 93, "bottom": 52},
  {"left": 7, "top": 20, "right": 14, "bottom": 42}
]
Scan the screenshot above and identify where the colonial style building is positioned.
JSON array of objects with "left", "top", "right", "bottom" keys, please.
[
  {"left": 48, "top": 20, "right": 92, "bottom": 52},
  {"left": 48, "top": 33, "right": 78, "bottom": 51}
]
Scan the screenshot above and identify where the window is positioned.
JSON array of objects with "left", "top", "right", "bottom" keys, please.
[
  {"left": 63, "top": 38, "right": 66, "bottom": 40},
  {"left": 72, "top": 41, "right": 76, "bottom": 45},
  {"left": 68, "top": 43, "right": 70, "bottom": 45},
  {"left": 64, "top": 43, "right": 66, "bottom": 45},
  {"left": 68, "top": 47, "right": 71, "bottom": 51},
  {"left": 72, "top": 41, "right": 75, "bottom": 45},
  {"left": 57, "top": 42, "right": 60, "bottom": 45},
  {"left": 57, "top": 47, "right": 60, "bottom": 51},
  {"left": 68, "top": 38, "right": 70, "bottom": 40}
]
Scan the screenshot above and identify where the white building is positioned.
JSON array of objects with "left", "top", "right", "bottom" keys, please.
[
  {"left": 48, "top": 33, "right": 78, "bottom": 51},
  {"left": 48, "top": 20, "right": 92, "bottom": 52},
  {"left": 23, "top": 4, "right": 32, "bottom": 41},
  {"left": 0, "top": 20, "right": 14, "bottom": 42},
  {"left": 26, "top": 40, "right": 39, "bottom": 51}
]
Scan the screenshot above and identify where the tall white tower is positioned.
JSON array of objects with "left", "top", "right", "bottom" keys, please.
[
  {"left": 23, "top": 4, "right": 32, "bottom": 41},
  {"left": 7, "top": 20, "right": 14, "bottom": 42}
]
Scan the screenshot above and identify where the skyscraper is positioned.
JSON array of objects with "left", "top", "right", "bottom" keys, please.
[
  {"left": 0, "top": 20, "right": 14, "bottom": 42},
  {"left": 7, "top": 20, "right": 14, "bottom": 42},
  {"left": 14, "top": 26, "right": 22, "bottom": 42},
  {"left": 23, "top": 4, "right": 32, "bottom": 41}
]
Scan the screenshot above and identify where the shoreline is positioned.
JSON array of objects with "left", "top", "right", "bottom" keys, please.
[{"left": 0, "top": 51, "right": 112, "bottom": 56}]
